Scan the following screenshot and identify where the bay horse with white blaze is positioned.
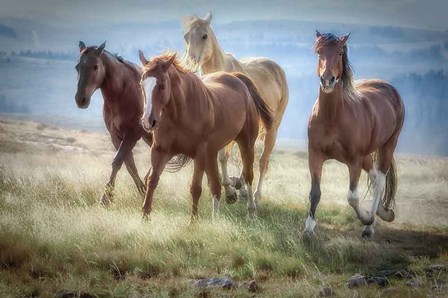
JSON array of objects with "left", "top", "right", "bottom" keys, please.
[
  {"left": 138, "top": 52, "right": 273, "bottom": 220},
  {"left": 183, "top": 13, "right": 288, "bottom": 206},
  {"left": 75, "top": 41, "right": 152, "bottom": 203},
  {"left": 305, "top": 32, "right": 405, "bottom": 238}
]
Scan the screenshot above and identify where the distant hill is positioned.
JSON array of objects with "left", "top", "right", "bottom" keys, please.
[{"left": 0, "top": 24, "right": 17, "bottom": 38}]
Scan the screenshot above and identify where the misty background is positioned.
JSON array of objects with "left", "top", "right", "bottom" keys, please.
[{"left": 1, "top": 0, "right": 447, "bottom": 155}]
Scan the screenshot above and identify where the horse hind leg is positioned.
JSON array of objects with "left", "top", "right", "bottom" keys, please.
[
  {"left": 254, "top": 124, "right": 278, "bottom": 208},
  {"left": 236, "top": 137, "right": 257, "bottom": 218},
  {"left": 218, "top": 145, "right": 238, "bottom": 204},
  {"left": 205, "top": 151, "right": 222, "bottom": 219}
]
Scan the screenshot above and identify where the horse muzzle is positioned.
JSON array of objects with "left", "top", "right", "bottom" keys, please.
[
  {"left": 141, "top": 117, "right": 156, "bottom": 132},
  {"left": 319, "top": 76, "right": 339, "bottom": 94},
  {"left": 75, "top": 94, "right": 91, "bottom": 109}
]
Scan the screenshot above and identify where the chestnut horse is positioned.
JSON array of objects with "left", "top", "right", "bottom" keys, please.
[
  {"left": 75, "top": 41, "right": 152, "bottom": 203},
  {"left": 183, "top": 13, "right": 289, "bottom": 206},
  {"left": 138, "top": 52, "right": 273, "bottom": 220},
  {"left": 305, "top": 32, "right": 405, "bottom": 238}
]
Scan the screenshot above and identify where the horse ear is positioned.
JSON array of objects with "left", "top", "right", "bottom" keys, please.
[
  {"left": 204, "top": 12, "right": 212, "bottom": 25},
  {"left": 163, "top": 54, "right": 177, "bottom": 72},
  {"left": 95, "top": 41, "right": 106, "bottom": 56},
  {"left": 79, "top": 41, "right": 86, "bottom": 53},
  {"left": 138, "top": 50, "right": 148, "bottom": 65},
  {"left": 316, "top": 30, "right": 322, "bottom": 38},
  {"left": 339, "top": 33, "right": 350, "bottom": 46}
]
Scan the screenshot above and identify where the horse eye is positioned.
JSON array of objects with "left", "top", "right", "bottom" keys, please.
[
  {"left": 202, "top": 34, "right": 208, "bottom": 40},
  {"left": 93, "top": 65, "right": 98, "bottom": 70},
  {"left": 339, "top": 51, "right": 344, "bottom": 56},
  {"left": 160, "top": 84, "right": 165, "bottom": 90}
]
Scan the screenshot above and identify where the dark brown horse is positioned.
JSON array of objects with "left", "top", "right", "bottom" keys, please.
[
  {"left": 75, "top": 41, "right": 152, "bottom": 203},
  {"left": 305, "top": 32, "right": 405, "bottom": 238},
  {"left": 138, "top": 52, "right": 273, "bottom": 220}
]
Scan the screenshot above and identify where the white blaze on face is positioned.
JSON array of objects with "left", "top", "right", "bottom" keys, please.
[{"left": 141, "top": 77, "right": 157, "bottom": 131}]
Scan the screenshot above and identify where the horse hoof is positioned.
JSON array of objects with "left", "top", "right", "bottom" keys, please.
[
  {"left": 229, "top": 176, "right": 243, "bottom": 190},
  {"left": 359, "top": 212, "right": 375, "bottom": 226},
  {"left": 378, "top": 208, "right": 395, "bottom": 222},
  {"left": 100, "top": 192, "right": 113, "bottom": 206},
  {"left": 247, "top": 209, "right": 257, "bottom": 219},
  {"left": 361, "top": 226, "right": 374, "bottom": 239},
  {"left": 238, "top": 189, "right": 248, "bottom": 202},
  {"left": 142, "top": 213, "right": 150, "bottom": 221},
  {"left": 302, "top": 229, "right": 316, "bottom": 237},
  {"left": 226, "top": 192, "right": 238, "bottom": 204}
]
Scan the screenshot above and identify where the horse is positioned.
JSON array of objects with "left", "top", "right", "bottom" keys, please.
[
  {"left": 75, "top": 41, "right": 152, "bottom": 203},
  {"left": 305, "top": 31, "right": 405, "bottom": 238},
  {"left": 137, "top": 51, "right": 273, "bottom": 220},
  {"left": 182, "top": 12, "right": 288, "bottom": 206}
]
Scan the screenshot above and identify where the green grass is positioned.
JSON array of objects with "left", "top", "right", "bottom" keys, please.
[{"left": 0, "top": 119, "right": 447, "bottom": 297}]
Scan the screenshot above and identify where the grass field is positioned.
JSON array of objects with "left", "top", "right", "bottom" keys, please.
[{"left": 1, "top": 118, "right": 447, "bottom": 297}]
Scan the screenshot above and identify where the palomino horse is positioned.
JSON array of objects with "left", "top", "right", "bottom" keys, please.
[
  {"left": 75, "top": 41, "right": 152, "bottom": 203},
  {"left": 305, "top": 32, "right": 405, "bottom": 238},
  {"left": 138, "top": 52, "right": 273, "bottom": 220},
  {"left": 183, "top": 13, "right": 288, "bottom": 206}
]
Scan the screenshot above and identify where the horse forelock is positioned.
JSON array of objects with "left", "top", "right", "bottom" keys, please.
[
  {"left": 142, "top": 52, "right": 195, "bottom": 76},
  {"left": 183, "top": 15, "right": 207, "bottom": 33}
]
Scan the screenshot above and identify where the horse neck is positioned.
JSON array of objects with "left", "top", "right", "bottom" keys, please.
[
  {"left": 200, "top": 31, "right": 226, "bottom": 74},
  {"left": 100, "top": 53, "right": 135, "bottom": 101},
  {"left": 165, "top": 68, "right": 187, "bottom": 120},
  {"left": 317, "top": 83, "right": 344, "bottom": 122}
]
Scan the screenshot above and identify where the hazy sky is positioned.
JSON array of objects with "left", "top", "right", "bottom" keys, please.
[{"left": 1, "top": 0, "right": 447, "bottom": 30}]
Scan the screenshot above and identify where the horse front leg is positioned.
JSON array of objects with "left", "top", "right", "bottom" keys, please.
[
  {"left": 100, "top": 129, "right": 139, "bottom": 205},
  {"left": 304, "top": 150, "right": 324, "bottom": 235},
  {"left": 141, "top": 148, "right": 172, "bottom": 220}
]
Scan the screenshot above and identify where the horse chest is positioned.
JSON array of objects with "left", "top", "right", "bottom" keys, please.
[{"left": 311, "top": 125, "right": 352, "bottom": 161}]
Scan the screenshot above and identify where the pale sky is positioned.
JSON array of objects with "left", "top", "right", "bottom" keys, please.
[{"left": 0, "top": 0, "right": 447, "bottom": 30}]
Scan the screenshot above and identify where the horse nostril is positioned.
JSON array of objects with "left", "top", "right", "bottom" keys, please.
[
  {"left": 320, "top": 76, "right": 325, "bottom": 84},
  {"left": 330, "top": 76, "right": 335, "bottom": 84},
  {"left": 151, "top": 120, "right": 156, "bottom": 127}
]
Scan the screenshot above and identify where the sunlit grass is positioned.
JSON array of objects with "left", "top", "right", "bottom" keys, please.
[{"left": 0, "top": 119, "right": 447, "bottom": 296}]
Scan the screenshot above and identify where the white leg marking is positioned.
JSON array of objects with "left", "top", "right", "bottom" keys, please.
[
  {"left": 370, "top": 172, "right": 386, "bottom": 218},
  {"left": 246, "top": 184, "right": 256, "bottom": 216},
  {"left": 347, "top": 189, "right": 359, "bottom": 209},
  {"left": 141, "top": 77, "right": 156, "bottom": 131},
  {"left": 254, "top": 173, "right": 264, "bottom": 207},
  {"left": 304, "top": 213, "right": 316, "bottom": 234}
]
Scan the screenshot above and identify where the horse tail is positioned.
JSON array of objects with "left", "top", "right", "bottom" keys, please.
[
  {"left": 383, "top": 157, "right": 398, "bottom": 210},
  {"left": 165, "top": 154, "right": 192, "bottom": 173},
  {"left": 232, "top": 72, "right": 274, "bottom": 131},
  {"left": 368, "top": 154, "right": 398, "bottom": 211}
]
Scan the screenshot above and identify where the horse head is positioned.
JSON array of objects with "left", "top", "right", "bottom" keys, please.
[
  {"left": 314, "top": 31, "right": 350, "bottom": 93},
  {"left": 139, "top": 51, "right": 177, "bottom": 132},
  {"left": 75, "top": 41, "right": 106, "bottom": 108},
  {"left": 183, "top": 12, "right": 214, "bottom": 67}
]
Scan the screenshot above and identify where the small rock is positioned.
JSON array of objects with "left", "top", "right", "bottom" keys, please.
[
  {"left": 239, "top": 280, "right": 259, "bottom": 293},
  {"left": 406, "top": 279, "right": 420, "bottom": 287},
  {"left": 193, "top": 277, "right": 235, "bottom": 290},
  {"left": 395, "top": 270, "right": 413, "bottom": 279},
  {"left": 347, "top": 274, "right": 367, "bottom": 288},
  {"left": 318, "top": 286, "right": 335, "bottom": 297},
  {"left": 367, "top": 276, "right": 389, "bottom": 287}
]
